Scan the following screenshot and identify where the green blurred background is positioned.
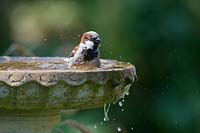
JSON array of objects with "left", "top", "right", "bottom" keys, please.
[{"left": 1, "top": 0, "right": 200, "bottom": 132}]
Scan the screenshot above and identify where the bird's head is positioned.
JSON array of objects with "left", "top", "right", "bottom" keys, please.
[{"left": 80, "top": 31, "right": 101, "bottom": 49}]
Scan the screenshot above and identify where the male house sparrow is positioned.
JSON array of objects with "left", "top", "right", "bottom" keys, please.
[{"left": 68, "top": 31, "right": 101, "bottom": 68}]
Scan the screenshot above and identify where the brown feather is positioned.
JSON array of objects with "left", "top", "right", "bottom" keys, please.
[
  {"left": 80, "top": 33, "right": 92, "bottom": 44},
  {"left": 70, "top": 45, "right": 79, "bottom": 57}
]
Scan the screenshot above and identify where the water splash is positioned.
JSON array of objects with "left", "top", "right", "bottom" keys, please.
[
  {"left": 124, "top": 84, "right": 131, "bottom": 96},
  {"left": 103, "top": 103, "right": 111, "bottom": 122},
  {"left": 94, "top": 124, "right": 97, "bottom": 129},
  {"left": 44, "top": 38, "right": 47, "bottom": 41},
  {"left": 118, "top": 101, "right": 123, "bottom": 107},
  {"left": 117, "top": 127, "right": 122, "bottom": 132}
]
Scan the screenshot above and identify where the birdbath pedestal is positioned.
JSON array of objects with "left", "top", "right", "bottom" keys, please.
[{"left": 0, "top": 57, "right": 136, "bottom": 133}]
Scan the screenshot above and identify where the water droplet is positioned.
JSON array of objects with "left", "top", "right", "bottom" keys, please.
[
  {"left": 119, "top": 56, "right": 122, "bottom": 59},
  {"left": 113, "top": 118, "right": 116, "bottom": 121},
  {"left": 122, "top": 99, "right": 125, "bottom": 102},
  {"left": 131, "top": 127, "right": 134, "bottom": 130},
  {"left": 113, "top": 101, "right": 117, "bottom": 104},
  {"left": 104, "top": 103, "right": 111, "bottom": 122},
  {"left": 125, "top": 91, "right": 130, "bottom": 96},
  {"left": 117, "top": 127, "right": 122, "bottom": 132},
  {"left": 44, "top": 38, "right": 47, "bottom": 41},
  {"left": 100, "top": 122, "right": 103, "bottom": 125},
  {"left": 94, "top": 124, "right": 97, "bottom": 129},
  {"left": 110, "top": 51, "right": 113, "bottom": 54},
  {"left": 124, "top": 84, "right": 131, "bottom": 96},
  {"left": 118, "top": 101, "right": 123, "bottom": 107},
  {"left": 121, "top": 109, "right": 124, "bottom": 112},
  {"left": 104, "top": 117, "right": 109, "bottom": 122}
]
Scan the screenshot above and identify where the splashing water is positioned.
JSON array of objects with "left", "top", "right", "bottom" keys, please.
[
  {"left": 118, "top": 100, "right": 124, "bottom": 112},
  {"left": 103, "top": 103, "right": 111, "bottom": 122},
  {"left": 118, "top": 101, "right": 123, "bottom": 107},
  {"left": 101, "top": 84, "right": 132, "bottom": 132},
  {"left": 124, "top": 84, "right": 131, "bottom": 96},
  {"left": 122, "top": 99, "right": 125, "bottom": 102},
  {"left": 94, "top": 124, "right": 97, "bottom": 129},
  {"left": 44, "top": 38, "right": 47, "bottom": 41},
  {"left": 117, "top": 127, "right": 122, "bottom": 132}
]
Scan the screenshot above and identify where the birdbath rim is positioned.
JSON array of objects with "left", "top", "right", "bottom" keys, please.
[
  {"left": 0, "top": 56, "right": 134, "bottom": 71},
  {"left": 0, "top": 56, "right": 136, "bottom": 87}
]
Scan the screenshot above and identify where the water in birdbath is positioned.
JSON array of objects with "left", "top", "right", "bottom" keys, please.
[{"left": 0, "top": 57, "right": 131, "bottom": 71}]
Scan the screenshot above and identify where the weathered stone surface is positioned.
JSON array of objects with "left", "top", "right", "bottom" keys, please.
[
  {"left": 0, "top": 57, "right": 136, "bottom": 133},
  {"left": 0, "top": 57, "right": 136, "bottom": 111}
]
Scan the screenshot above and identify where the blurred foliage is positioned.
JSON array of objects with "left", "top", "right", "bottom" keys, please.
[{"left": 1, "top": 0, "right": 200, "bottom": 132}]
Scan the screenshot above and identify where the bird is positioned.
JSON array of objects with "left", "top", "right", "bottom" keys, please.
[{"left": 68, "top": 31, "right": 101, "bottom": 68}]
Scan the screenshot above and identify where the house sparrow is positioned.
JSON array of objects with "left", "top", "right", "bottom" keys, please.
[{"left": 68, "top": 31, "right": 101, "bottom": 68}]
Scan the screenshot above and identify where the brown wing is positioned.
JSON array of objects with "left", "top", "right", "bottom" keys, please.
[{"left": 70, "top": 45, "right": 79, "bottom": 57}]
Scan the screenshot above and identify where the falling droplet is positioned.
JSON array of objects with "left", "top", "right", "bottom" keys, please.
[
  {"left": 118, "top": 101, "right": 123, "bottom": 107},
  {"left": 121, "top": 108, "right": 124, "bottom": 112},
  {"left": 126, "top": 92, "right": 130, "bottom": 96},
  {"left": 104, "top": 117, "right": 109, "bottom": 122},
  {"left": 117, "top": 127, "right": 122, "bottom": 132},
  {"left": 100, "top": 122, "right": 103, "bottom": 125},
  {"left": 94, "top": 124, "right": 97, "bottom": 129},
  {"left": 131, "top": 127, "right": 134, "bottom": 130},
  {"left": 124, "top": 84, "right": 131, "bottom": 96},
  {"left": 122, "top": 99, "right": 125, "bottom": 102},
  {"left": 104, "top": 103, "right": 111, "bottom": 121}
]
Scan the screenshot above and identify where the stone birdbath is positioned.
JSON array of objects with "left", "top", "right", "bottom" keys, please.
[{"left": 0, "top": 57, "right": 136, "bottom": 133}]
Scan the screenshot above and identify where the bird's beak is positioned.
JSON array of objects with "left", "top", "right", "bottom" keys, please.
[{"left": 95, "top": 37, "right": 101, "bottom": 44}]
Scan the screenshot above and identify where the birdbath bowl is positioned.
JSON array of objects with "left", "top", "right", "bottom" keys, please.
[{"left": 0, "top": 57, "right": 136, "bottom": 133}]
